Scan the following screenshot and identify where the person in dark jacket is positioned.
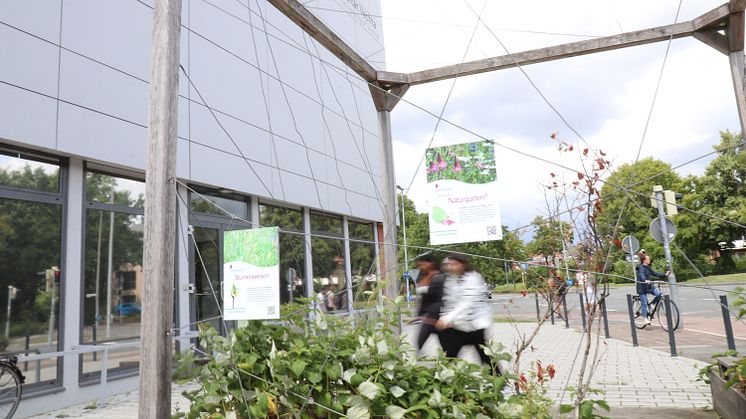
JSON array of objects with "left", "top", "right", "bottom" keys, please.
[
  {"left": 636, "top": 254, "right": 669, "bottom": 324},
  {"left": 414, "top": 254, "right": 445, "bottom": 353}
]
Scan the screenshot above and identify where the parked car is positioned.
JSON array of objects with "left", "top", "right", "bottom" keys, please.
[{"left": 114, "top": 303, "right": 141, "bottom": 316}]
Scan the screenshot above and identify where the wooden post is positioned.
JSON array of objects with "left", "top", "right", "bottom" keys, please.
[
  {"left": 376, "top": 109, "right": 399, "bottom": 300},
  {"left": 728, "top": 11, "right": 746, "bottom": 135},
  {"left": 139, "top": 0, "right": 181, "bottom": 417}
]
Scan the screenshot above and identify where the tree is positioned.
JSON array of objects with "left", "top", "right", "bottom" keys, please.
[
  {"left": 526, "top": 216, "right": 573, "bottom": 265},
  {"left": 677, "top": 131, "right": 746, "bottom": 255},
  {"left": 595, "top": 157, "right": 683, "bottom": 247}
]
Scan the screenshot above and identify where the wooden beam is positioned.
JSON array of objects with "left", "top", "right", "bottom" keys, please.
[
  {"left": 694, "top": 3, "right": 731, "bottom": 29},
  {"left": 731, "top": 0, "right": 746, "bottom": 13},
  {"left": 267, "top": 0, "right": 377, "bottom": 81},
  {"left": 729, "top": 51, "right": 746, "bottom": 134},
  {"left": 382, "top": 4, "right": 729, "bottom": 87},
  {"left": 369, "top": 83, "right": 409, "bottom": 112},
  {"left": 694, "top": 29, "right": 729, "bottom": 55},
  {"left": 376, "top": 70, "right": 408, "bottom": 86},
  {"left": 729, "top": 11, "right": 745, "bottom": 52}
]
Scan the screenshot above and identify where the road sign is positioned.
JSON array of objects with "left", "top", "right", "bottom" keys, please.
[
  {"left": 650, "top": 216, "right": 676, "bottom": 243},
  {"left": 621, "top": 236, "right": 640, "bottom": 254}
]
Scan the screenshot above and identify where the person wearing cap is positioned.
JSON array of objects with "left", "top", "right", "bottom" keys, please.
[
  {"left": 435, "top": 253, "right": 494, "bottom": 367},
  {"left": 413, "top": 254, "right": 445, "bottom": 352},
  {"left": 636, "top": 254, "right": 669, "bottom": 325}
]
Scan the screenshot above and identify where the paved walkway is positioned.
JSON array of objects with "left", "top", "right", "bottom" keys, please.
[{"left": 27, "top": 323, "right": 713, "bottom": 418}]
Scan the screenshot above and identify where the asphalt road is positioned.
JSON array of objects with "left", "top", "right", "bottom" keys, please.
[{"left": 489, "top": 282, "right": 746, "bottom": 362}]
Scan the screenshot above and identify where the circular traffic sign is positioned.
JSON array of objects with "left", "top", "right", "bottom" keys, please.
[
  {"left": 621, "top": 236, "right": 639, "bottom": 254},
  {"left": 649, "top": 216, "right": 676, "bottom": 243}
]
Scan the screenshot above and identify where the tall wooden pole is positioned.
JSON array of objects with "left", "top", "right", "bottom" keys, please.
[
  {"left": 139, "top": 0, "right": 181, "bottom": 417},
  {"left": 376, "top": 109, "right": 399, "bottom": 300}
]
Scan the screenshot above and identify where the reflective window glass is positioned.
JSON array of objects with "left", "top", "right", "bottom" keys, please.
[
  {"left": 86, "top": 173, "right": 145, "bottom": 208},
  {"left": 191, "top": 194, "right": 248, "bottom": 219},
  {"left": 311, "top": 237, "right": 347, "bottom": 312},
  {"left": 0, "top": 198, "right": 62, "bottom": 385},
  {"left": 0, "top": 151, "right": 60, "bottom": 193},
  {"left": 310, "top": 212, "right": 342, "bottom": 236},
  {"left": 279, "top": 233, "right": 306, "bottom": 304},
  {"left": 259, "top": 204, "right": 302, "bottom": 231},
  {"left": 82, "top": 211, "right": 144, "bottom": 345},
  {"left": 349, "top": 220, "right": 374, "bottom": 240}
]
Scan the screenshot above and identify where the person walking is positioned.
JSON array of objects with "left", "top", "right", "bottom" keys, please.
[
  {"left": 636, "top": 254, "right": 669, "bottom": 325},
  {"left": 413, "top": 254, "right": 445, "bottom": 352},
  {"left": 435, "top": 253, "right": 494, "bottom": 368}
]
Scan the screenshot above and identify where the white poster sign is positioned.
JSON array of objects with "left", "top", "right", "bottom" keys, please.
[
  {"left": 223, "top": 227, "right": 280, "bottom": 320},
  {"left": 425, "top": 141, "right": 502, "bottom": 245}
]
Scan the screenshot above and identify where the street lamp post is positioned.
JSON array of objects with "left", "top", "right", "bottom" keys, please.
[{"left": 396, "top": 185, "right": 410, "bottom": 301}]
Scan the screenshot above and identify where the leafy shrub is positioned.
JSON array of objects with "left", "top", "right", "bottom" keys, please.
[{"left": 174, "top": 299, "right": 553, "bottom": 418}]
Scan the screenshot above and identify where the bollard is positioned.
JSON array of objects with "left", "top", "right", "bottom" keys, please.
[
  {"left": 549, "top": 296, "right": 555, "bottom": 325},
  {"left": 719, "top": 295, "right": 736, "bottom": 352},
  {"left": 93, "top": 323, "right": 97, "bottom": 361},
  {"left": 600, "top": 298, "right": 610, "bottom": 338},
  {"left": 534, "top": 293, "right": 540, "bottom": 322},
  {"left": 664, "top": 295, "right": 677, "bottom": 357},
  {"left": 562, "top": 293, "right": 569, "bottom": 329},
  {"left": 626, "top": 294, "right": 638, "bottom": 347},
  {"left": 579, "top": 293, "right": 587, "bottom": 331},
  {"left": 24, "top": 333, "right": 30, "bottom": 371}
]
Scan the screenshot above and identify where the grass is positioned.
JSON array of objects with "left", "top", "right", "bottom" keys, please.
[
  {"left": 492, "top": 282, "right": 528, "bottom": 294},
  {"left": 684, "top": 272, "right": 746, "bottom": 284},
  {"left": 492, "top": 316, "right": 534, "bottom": 323}
]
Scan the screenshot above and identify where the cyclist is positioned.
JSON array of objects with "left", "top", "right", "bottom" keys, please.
[{"left": 636, "top": 254, "right": 670, "bottom": 325}]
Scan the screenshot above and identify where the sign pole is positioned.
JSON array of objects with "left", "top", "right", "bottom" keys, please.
[{"left": 654, "top": 186, "right": 681, "bottom": 325}]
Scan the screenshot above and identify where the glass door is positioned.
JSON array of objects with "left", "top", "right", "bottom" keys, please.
[{"left": 191, "top": 226, "right": 223, "bottom": 335}]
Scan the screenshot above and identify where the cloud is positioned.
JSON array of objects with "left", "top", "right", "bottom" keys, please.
[{"left": 385, "top": 0, "right": 740, "bottom": 235}]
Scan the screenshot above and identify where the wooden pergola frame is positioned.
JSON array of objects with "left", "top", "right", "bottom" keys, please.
[{"left": 268, "top": 0, "right": 746, "bottom": 298}]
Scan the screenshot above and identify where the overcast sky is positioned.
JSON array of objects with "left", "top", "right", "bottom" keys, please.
[{"left": 379, "top": 0, "right": 740, "bottom": 235}]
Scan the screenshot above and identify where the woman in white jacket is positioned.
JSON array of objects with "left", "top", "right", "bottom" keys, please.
[{"left": 435, "top": 253, "right": 493, "bottom": 366}]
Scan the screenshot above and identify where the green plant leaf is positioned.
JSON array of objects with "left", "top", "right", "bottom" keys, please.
[
  {"left": 346, "top": 404, "right": 370, "bottom": 419},
  {"left": 358, "top": 381, "right": 380, "bottom": 400},
  {"left": 596, "top": 400, "right": 610, "bottom": 411},
  {"left": 559, "top": 404, "right": 574, "bottom": 414},
  {"left": 390, "top": 386, "right": 406, "bottom": 398},
  {"left": 385, "top": 405, "right": 407, "bottom": 419},
  {"left": 343, "top": 368, "right": 357, "bottom": 383},
  {"left": 291, "top": 360, "right": 307, "bottom": 377},
  {"left": 307, "top": 371, "right": 322, "bottom": 384}
]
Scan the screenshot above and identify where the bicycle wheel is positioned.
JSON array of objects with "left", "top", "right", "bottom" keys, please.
[
  {"left": 657, "top": 299, "right": 680, "bottom": 332},
  {"left": 0, "top": 363, "right": 22, "bottom": 419},
  {"left": 632, "top": 296, "right": 648, "bottom": 329}
]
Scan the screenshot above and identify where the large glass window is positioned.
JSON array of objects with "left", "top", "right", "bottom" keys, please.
[
  {"left": 349, "top": 221, "right": 377, "bottom": 304},
  {"left": 0, "top": 151, "right": 63, "bottom": 388},
  {"left": 259, "top": 204, "right": 305, "bottom": 304},
  {"left": 310, "top": 213, "right": 347, "bottom": 311},
  {"left": 191, "top": 193, "right": 248, "bottom": 219},
  {"left": 86, "top": 172, "right": 144, "bottom": 208},
  {"left": 0, "top": 148, "right": 60, "bottom": 193},
  {"left": 81, "top": 172, "right": 144, "bottom": 381}
]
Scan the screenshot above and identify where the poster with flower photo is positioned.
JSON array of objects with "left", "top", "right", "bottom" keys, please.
[
  {"left": 425, "top": 141, "right": 502, "bottom": 245},
  {"left": 223, "top": 227, "right": 280, "bottom": 320}
]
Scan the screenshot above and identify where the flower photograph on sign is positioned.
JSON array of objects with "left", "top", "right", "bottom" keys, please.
[{"left": 425, "top": 141, "right": 497, "bottom": 184}]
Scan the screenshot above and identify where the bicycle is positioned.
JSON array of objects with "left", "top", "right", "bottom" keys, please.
[
  {"left": 0, "top": 354, "right": 24, "bottom": 419},
  {"left": 632, "top": 281, "right": 680, "bottom": 332}
]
